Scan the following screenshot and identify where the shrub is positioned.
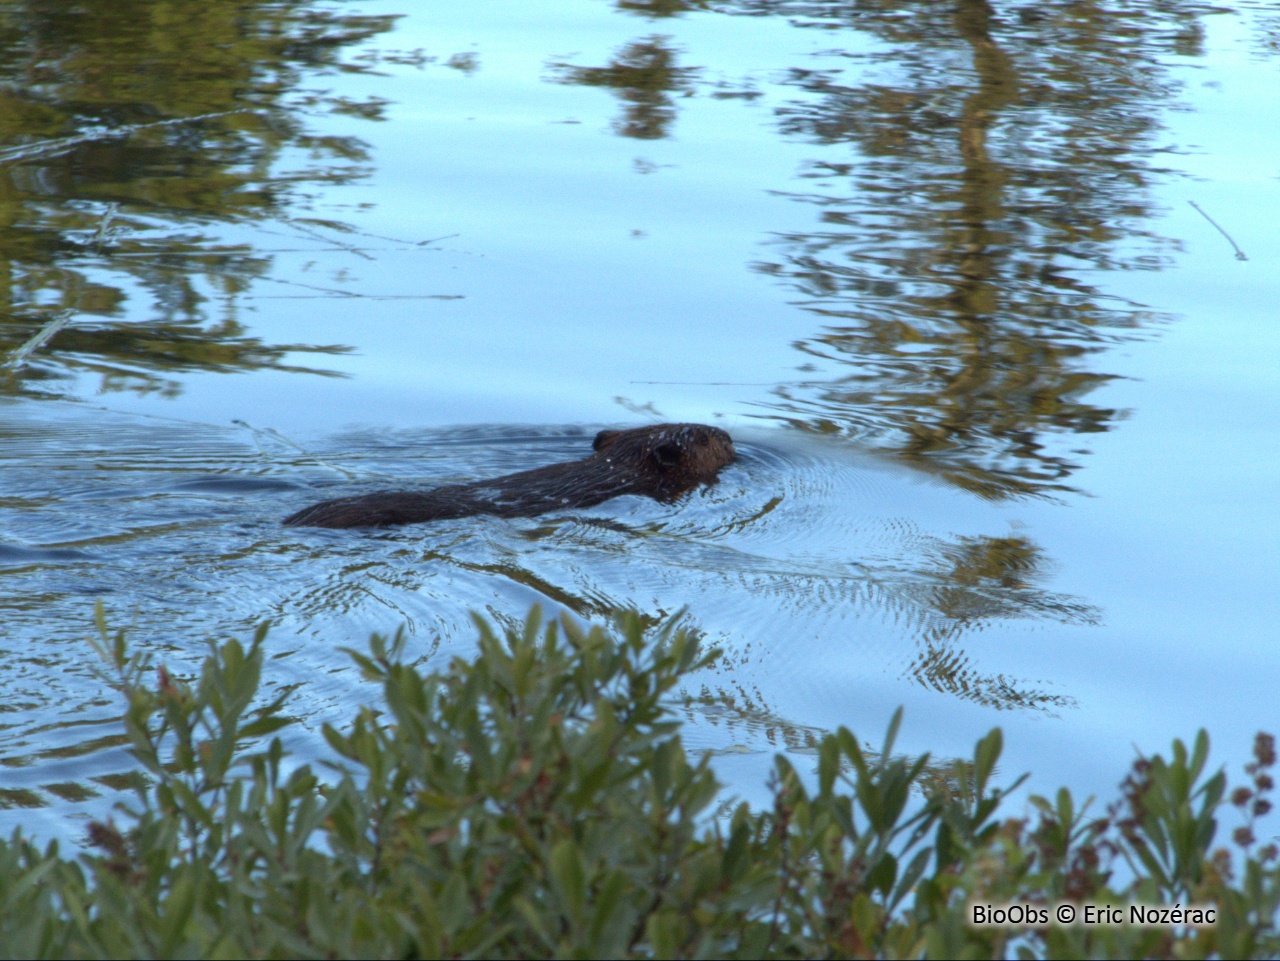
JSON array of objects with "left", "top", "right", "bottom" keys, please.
[{"left": 0, "top": 605, "right": 1277, "bottom": 958}]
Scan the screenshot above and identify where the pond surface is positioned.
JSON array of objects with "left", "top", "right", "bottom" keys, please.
[{"left": 2, "top": 0, "right": 1279, "bottom": 843}]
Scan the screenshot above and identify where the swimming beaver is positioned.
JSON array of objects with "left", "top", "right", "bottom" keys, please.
[{"left": 283, "top": 423, "right": 735, "bottom": 529}]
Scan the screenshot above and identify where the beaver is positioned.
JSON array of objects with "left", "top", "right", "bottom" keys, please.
[{"left": 283, "top": 423, "right": 735, "bottom": 529}]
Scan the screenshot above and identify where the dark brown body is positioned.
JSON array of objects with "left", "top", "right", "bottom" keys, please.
[{"left": 283, "top": 423, "right": 735, "bottom": 529}]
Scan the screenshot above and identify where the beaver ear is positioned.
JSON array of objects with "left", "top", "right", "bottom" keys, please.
[
  {"left": 652, "top": 441, "right": 681, "bottom": 469},
  {"left": 593, "top": 429, "right": 620, "bottom": 451}
]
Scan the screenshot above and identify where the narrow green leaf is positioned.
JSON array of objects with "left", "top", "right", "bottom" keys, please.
[{"left": 550, "top": 840, "right": 587, "bottom": 925}]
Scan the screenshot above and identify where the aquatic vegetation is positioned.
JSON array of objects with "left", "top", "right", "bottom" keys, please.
[{"left": 0, "top": 606, "right": 1276, "bottom": 958}]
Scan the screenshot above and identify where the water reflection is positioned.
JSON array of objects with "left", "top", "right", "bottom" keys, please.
[
  {"left": 905, "top": 534, "right": 1087, "bottom": 712},
  {"left": 266, "top": 430, "right": 1095, "bottom": 731},
  {"left": 551, "top": 36, "right": 698, "bottom": 140},
  {"left": 563, "top": 0, "right": 1218, "bottom": 499},
  {"left": 577, "top": 0, "right": 1208, "bottom": 497},
  {"left": 544, "top": 0, "right": 1197, "bottom": 735},
  {"left": 10, "top": 0, "right": 1260, "bottom": 836},
  {"left": 736, "top": 0, "right": 1203, "bottom": 496},
  {"left": 0, "top": 1, "right": 396, "bottom": 396},
  {"left": 615, "top": 0, "right": 710, "bottom": 17},
  {"left": 0, "top": 414, "right": 1093, "bottom": 821}
]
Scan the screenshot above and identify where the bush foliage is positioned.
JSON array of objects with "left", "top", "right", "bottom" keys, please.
[{"left": 0, "top": 606, "right": 1277, "bottom": 958}]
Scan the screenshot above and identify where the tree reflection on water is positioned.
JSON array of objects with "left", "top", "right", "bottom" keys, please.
[
  {"left": 551, "top": 36, "right": 700, "bottom": 140},
  {"left": 749, "top": 0, "right": 1197, "bottom": 497},
  {"left": 548, "top": 0, "right": 1239, "bottom": 722},
  {"left": 0, "top": 1, "right": 398, "bottom": 396},
  {"left": 585, "top": 0, "right": 1212, "bottom": 498},
  {"left": 1, "top": 0, "right": 1253, "bottom": 754}
]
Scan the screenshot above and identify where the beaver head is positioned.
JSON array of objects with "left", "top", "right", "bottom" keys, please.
[{"left": 590, "top": 423, "right": 735, "bottom": 501}]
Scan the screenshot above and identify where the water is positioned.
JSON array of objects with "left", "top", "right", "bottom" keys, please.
[{"left": 1, "top": 0, "right": 1278, "bottom": 844}]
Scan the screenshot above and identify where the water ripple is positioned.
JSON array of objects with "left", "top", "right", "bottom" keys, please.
[{"left": 0, "top": 403, "right": 1089, "bottom": 837}]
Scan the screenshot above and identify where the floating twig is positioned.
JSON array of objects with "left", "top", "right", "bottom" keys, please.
[
  {"left": 89, "top": 203, "right": 119, "bottom": 251},
  {"left": 231, "top": 419, "right": 377, "bottom": 480},
  {"left": 417, "top": 232, "right": 461, "bottom": 246},
  {"left": 111, "top": 245, "right": 388, "bottom": 257},
  {"left": 3, "top": 309, "right": 76, "bottom": 371},
  {"left": 0, "top": 110, "right": 251, "bottom": 166},
  {"left": 254, "top": 275, "right": 367, "bottom": 298},
  {"left": 281, "top": 218, "right": 375, "bottom": 261},
  {"left": 1189, "top": 200, "right": 1249, "bottom": 261},
  {"left": 630, "top": 380, "right": 778, "bottom": 386},
  {"left": 288, "top": 218, "right": 459, "bottom": 248},
  {"left": 254, "top": 293, "right": 464, "bottom": 300},
  {"left": 250, "top": 274, "right": 463, "bottom": 300}
]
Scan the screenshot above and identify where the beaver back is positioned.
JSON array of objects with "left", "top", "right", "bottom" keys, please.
[{"left": 283, "top": 422, "right": 735, "bottom": 529}]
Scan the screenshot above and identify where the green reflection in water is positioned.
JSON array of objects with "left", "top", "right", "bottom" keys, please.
[
  {"left": 546, "top": 0, "right": 1213, "bottom": 725},
  {"left": 750, "top": 0, "right": 1212, "bottom": 497},
  {"left": 905, "top": 533, "right": 1093, "bottom": 712},
  {"left": 7, "top": 1, "right": 1257, "bottom": 817},
  {"left": 670, "top": 530, "right": 1090, "bottom": 749},
  {"left": 0, "top": 0, "right": 399, "bottom": 396},
  {"left": 616, "top": 0, "right": 712, "bottom": 17},
  {"left": 586, "top": 0, "right": 1232, "bottom": 498},
  {"left": 551, "top": 35, "right": 699, "bottom": 140}
]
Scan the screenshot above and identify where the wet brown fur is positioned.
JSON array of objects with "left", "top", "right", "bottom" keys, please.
[{"left": 283, "top": 423, "right": 735, "bottom": 529}]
